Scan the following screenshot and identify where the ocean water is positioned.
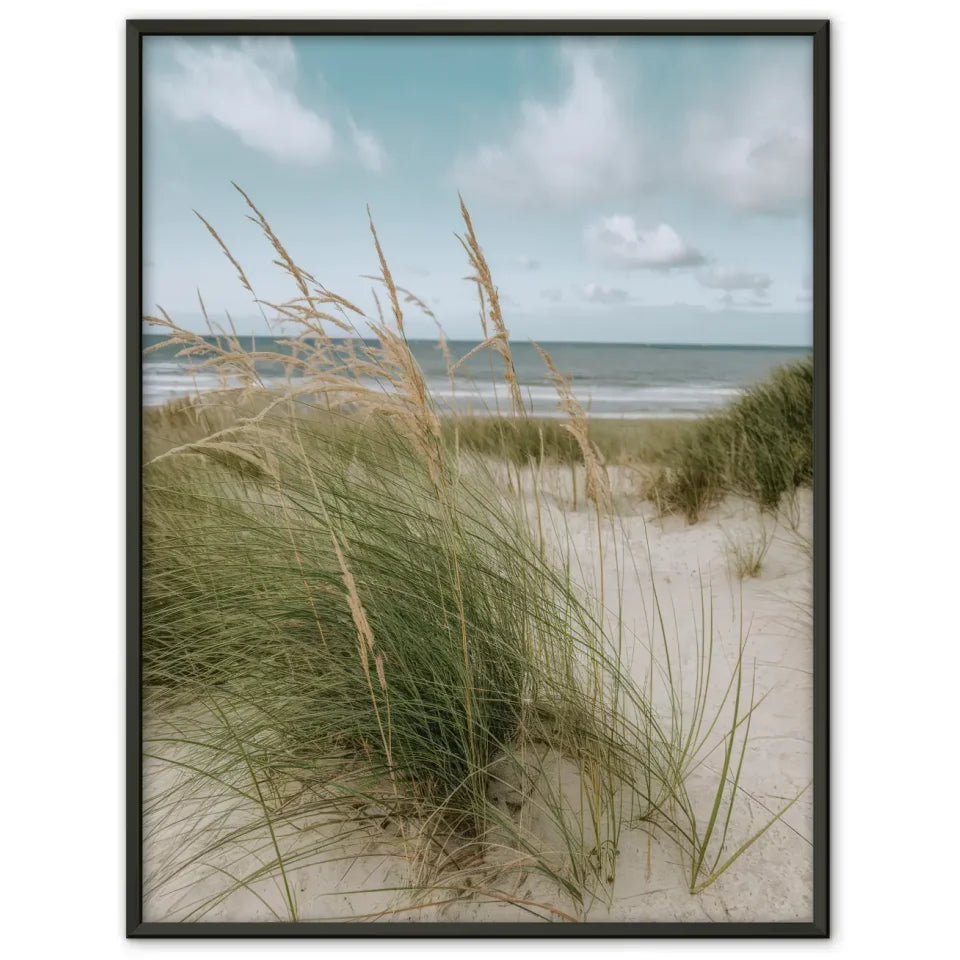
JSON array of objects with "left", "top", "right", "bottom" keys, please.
[{"left": 142, "top": 336, "right": 809, "bottom": 420}]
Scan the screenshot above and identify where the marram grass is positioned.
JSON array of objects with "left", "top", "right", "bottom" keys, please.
[
  {"left": 647, "top": 357, "right": 813, "bottom": 521},
  {"left": 142, "top": 185, "right": 810, "bottom": 921}
]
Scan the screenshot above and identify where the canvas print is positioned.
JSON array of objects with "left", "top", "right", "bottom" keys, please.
[{"left": 135, "top": 24, "right": 824, "bottom": 930}]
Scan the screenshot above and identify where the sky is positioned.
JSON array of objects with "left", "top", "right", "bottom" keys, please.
[{"left": 142, "top": 34, "right": 813, "bottom": 345}]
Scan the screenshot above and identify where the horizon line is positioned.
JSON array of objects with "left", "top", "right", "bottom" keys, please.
[{"left": 142, "top": 332, "right": 811, "bottom": 350}]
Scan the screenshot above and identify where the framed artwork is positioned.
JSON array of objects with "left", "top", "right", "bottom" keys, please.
[{"left": 127, "top": 18, "right": 828, "bottom": 937}]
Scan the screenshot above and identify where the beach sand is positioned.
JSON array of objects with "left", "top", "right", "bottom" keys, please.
[{"left": 143, "top": 471, "right": 813, "bottom": 925}]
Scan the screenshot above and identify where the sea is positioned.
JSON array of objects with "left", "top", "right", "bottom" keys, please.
[{"left": 142, "top": 336, "right": 809, "bottom": 420}]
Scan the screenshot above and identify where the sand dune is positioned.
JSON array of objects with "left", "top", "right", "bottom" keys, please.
[{"left": 143, "top": 478, "right": 813, "bottom": 925}]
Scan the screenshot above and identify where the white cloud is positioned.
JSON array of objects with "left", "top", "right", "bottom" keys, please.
[
  {"left": 584, "top": 216, "right": 705, "bottom": 270},
  {"left": 155, "top": 38, "right": 334, "bottom": 165},
  {"left": 682, "top": 63, "right": 812, "bottom": 215},
  {"left": 540, "top": 287, "right": 563, "bottom": 302},
  {"left": 454, "top": 48, "right": 646, "bottom": 206},
  {"left": 516, "top": 255, "right": 541, "bottom": 271},
  {"left": 579, "top": 283, "right": 631, "bottom": 304},
  {"left": 796, "top": 271, "right": 813, "bottom": 303},
  {"left": 348, "top": 117, "right": 386, "bottom": 173},
  {"left": 697, "top": 265, "right": 771, "bottom": 296}
]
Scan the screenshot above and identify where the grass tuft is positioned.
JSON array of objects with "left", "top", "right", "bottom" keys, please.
[
  {"left": 724, "top": 520, "right": 774, "bottom": 580},
  {"left": 648, "top": 358, "right": 813, "bottom": 522}
]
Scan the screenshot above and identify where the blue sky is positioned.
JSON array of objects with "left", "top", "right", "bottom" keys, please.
[{"left": 143, "top": 34, "right": 813, "bottom": 345}]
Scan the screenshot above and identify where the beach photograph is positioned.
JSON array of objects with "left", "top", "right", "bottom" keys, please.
[{"left": 135, "top": 25, "right": 824, "bottom": 930}]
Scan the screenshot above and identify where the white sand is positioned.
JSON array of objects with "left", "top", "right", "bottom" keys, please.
[{"left": 143, "top": 473, "right": 813, "bottom": 925}]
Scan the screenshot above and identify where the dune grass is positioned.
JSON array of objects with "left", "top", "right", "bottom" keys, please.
[
  {"left": 145, "top": 402, "right": 656, "bottom": 916},
  {"left": 145, "top": 396, "right": 691, "bottom": 467},
  {"left": 147, "top": 411, "right": 582, "bottom": 814},
  {"left": 441, "top": 415, "right": 693, "bottom": 469},
  {"left": 723, "top": 518, "right": 774, "bottom": 580},
  {"left": 647, "top": 358, "right": 813, "bottom": 522},
  {"left": 141, "top": 185, "right": 809, "bottom": 921},
  {"left": 144, "top": 357, "right": 813, "bottom": 531}
]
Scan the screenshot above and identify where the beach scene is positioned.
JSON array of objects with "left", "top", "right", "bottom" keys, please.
[{"left": 140, "top": 33, "right": 815, "bottom": 924}]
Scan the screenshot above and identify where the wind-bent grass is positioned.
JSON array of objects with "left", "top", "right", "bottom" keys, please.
[
  {"left": 148, "top": 412, "right": 578, "bottom": 812},
  {"left": 142, "top": 185, "right": 809, "bottom": 921},
  {"left": 145, "top": 403, "right": 690, "bottom": 475},
  {"left": 144, "top": 404, "right": 684, "bottom": 914},
  {"left": 648, "top": 358, "right": 813, "bottom": 522}
]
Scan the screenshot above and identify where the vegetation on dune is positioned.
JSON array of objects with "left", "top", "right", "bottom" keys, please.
[
  {"left": 723, "top": 520, "right": 774, "bottom": 580},
  {"left": 145, "top": 400, "right": 693, "bottom": 471},
  {"left": 145, "top": 362, "right": 815, "bottom": 530},
  {"left": 442, "top": 412, "right": 696, "bottom": 470},
  {"left": 647, "top": 357, "right": 813, "bottom": 521},
  {"left": 147, "top": 414, "right": 575, "bottom": 821},
  {"left": 141, "top": 185, "right": 808, "bottom": 921}
]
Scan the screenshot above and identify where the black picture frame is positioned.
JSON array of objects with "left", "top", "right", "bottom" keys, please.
[{"left": 127, "top": 18, "right": 829, "bottom": 938}]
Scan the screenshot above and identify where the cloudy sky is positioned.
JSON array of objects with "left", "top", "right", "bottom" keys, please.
[{"left": 143, "top": 34, "right": 813, "bottom": 345}]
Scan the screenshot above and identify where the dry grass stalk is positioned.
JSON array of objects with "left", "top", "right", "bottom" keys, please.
[
  {"left": 233, "top": 181, "right": 314, "bottom": 303},
  {"left": 363, "top": 210, "right": 443, "bottom": 487},
  {"left": 274, "top": 453, "right": 329, "bottom": 649},
  {"left": 434, "top": 321, "right": 456, "bottom": 396},
  {"left": 231, "top": 180, "right": 368, "bottom": 373},
  {"left": 144, "top": 306, "right": 263, "bottom": 392},
  {"left": 194, "top": 210, "right": 257, "bottom": 300},
  {"left": 332, "top": 534, "right": 393, "bottom": 776},
  {"left": 532, "top": 342, "right": 612, "bottom": 513},
  {"left": 454, "top": 196, "right": 525, "bottom": 417},
  {"left": 145, "top": 190, "right": 448, "bottom": 490},
  {"left": 396, "top": 285, "right": 437, "bottom": 322}
]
